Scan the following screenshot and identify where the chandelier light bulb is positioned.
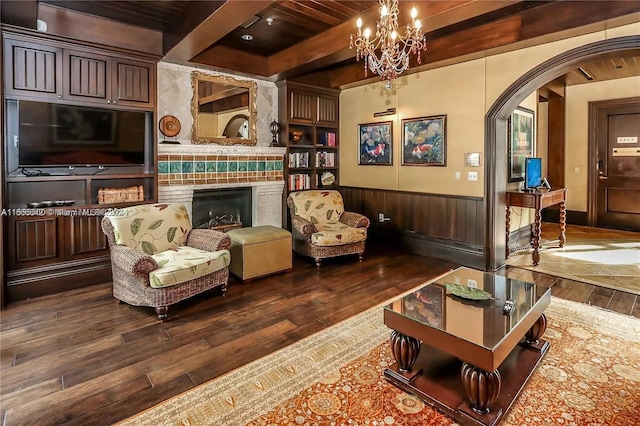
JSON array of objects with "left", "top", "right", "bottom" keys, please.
[{"left": 350, "top": 0, "right": 428, "bottom": 86}]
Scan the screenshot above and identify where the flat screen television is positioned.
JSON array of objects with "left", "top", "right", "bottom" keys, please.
[
  {"left": 17, "top": 100, "right": 147, "bottom": 167},
  {"left": 524, "top": 157, "right": 542, "bottom": 189}
]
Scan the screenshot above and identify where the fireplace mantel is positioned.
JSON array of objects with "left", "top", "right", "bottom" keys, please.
[
  {"left": 157, "top": 144, "right": 286, "bottom": 227},
  {"left": 158, "top": 144, "right": 286, "bottom": 156}
]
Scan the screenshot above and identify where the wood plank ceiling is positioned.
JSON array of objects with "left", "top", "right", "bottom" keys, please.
[
  {"left": 564, "top": 54, "right": 640, "bottom": 85},
  {"left": 29, "top": 0, "right": 640, "bottom": 89}
]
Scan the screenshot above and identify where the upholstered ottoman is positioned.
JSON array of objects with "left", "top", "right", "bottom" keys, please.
[{"left": 227, "top": 225, "right": 292, "bottom": 282}]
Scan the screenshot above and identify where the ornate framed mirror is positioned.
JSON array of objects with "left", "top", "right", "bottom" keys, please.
[{"left": 190, "top": 71, "right": 258, "bottom": 145}]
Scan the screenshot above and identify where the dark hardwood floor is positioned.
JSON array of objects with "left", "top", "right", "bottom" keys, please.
[{"left": 1, "top": 241, "right": 638, "bottom": 425}]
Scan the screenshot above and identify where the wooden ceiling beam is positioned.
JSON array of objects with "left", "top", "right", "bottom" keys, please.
[
  {"left": 191, "top": 45, "right": 269, "bottom": 77},
  {"left": 163, "top": 0, "right": 276, "bottom": 62},
  {"left": 1, "top": 0, "right": 38, "bottom": 29},
  {"left": 323, "top": 0, "right": 640, "bottom": 89},
  {"left": 264, "top": 0, "right": 523, "bottom": 79},
  {"left": 37, "top": 3, "right": 162, "bottom": 55}
]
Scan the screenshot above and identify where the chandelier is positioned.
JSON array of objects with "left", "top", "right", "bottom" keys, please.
[{"left": 350, "top": 0, "right": 427, "bottom": 89}]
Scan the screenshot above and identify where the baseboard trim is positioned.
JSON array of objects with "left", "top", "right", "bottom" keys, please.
[
  {"left": 6, "top": 260, "right": 112, "bottom": 302},
  {"left": 371, "top": 229, "right": 485, "bottom": 270},
  {"left": 542, "top": 209, "right": 588, "bottom": 226},
  {"left": 509, "top": 226, "right": 533, "bottom": 248}
]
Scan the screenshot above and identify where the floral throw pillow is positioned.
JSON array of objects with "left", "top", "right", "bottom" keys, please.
[
  {"left": 291, "top": 190, "right": 344, "bottom": 225},
  {"left": 107, "top": 203, "right": 192, "bottom": 254}
]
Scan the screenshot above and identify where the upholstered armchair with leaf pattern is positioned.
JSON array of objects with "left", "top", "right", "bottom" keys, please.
[
  {"left": 101, "top": 203, "right": 231, "bottom": 320},
  {"left": 287, "top": 190, "right": 370, "bottom": 267}
]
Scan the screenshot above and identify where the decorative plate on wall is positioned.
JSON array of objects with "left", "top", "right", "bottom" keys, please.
[{"left": 159, "top": 115, "right": 181, "bottom": 137}]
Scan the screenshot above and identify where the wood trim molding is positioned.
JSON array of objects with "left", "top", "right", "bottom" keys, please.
[{"left": 484, "top": 35, "right": 640, "bottom": 271}]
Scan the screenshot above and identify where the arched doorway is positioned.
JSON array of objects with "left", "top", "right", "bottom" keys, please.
[{"left": 484, "top": 35, "right": 640, "bottom": 270}]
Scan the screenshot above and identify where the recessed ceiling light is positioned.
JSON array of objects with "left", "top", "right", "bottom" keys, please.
[
  {"left": 266, "top": 17, "right": 274, "bottom": 26},
  {"left": 241, "top": 34, "right": 253, "bottom": 41}
]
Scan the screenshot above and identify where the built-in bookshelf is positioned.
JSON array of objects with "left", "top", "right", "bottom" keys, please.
[{"left": 277, "top": 81, "right": 340, "bottom": 195}]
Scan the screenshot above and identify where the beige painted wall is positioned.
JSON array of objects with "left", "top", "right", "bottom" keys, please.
[
  {"left": 339, "top": 22, "right": 640, "bottom": 201},
  {"left": 564, "top": 76, "right": 640, "bottom": 211}
]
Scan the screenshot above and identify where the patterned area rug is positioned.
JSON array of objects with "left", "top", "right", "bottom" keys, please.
[{"left": 119, "top": 296, "right": 640, "bottom": 426}]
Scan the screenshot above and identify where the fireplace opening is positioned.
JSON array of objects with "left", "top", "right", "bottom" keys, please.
[{"left": 192, "top": 188, "right": 252, "bottom": 229}]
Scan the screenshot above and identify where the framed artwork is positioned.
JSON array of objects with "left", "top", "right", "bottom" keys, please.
[
  {"left": 53, "top": 105, "right": 116, "bottom": 145},
  {"left": 401, "top": 115, "right": 446, "bottom": 166},
  {"left": 358, "top": 121, "right": 392, "bottom": 165},
  {"left": 507, "top": 106, "right": 535, "bottom": 182}
]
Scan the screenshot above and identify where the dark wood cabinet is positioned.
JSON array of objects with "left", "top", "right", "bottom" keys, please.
[
  {"left": 3, "top": 38, "right": 62, "bottom": 99},
  {"left": 5, "top": 215, "right": 112, "bottom": 301},
  {"left": 4, "top": 33, "right": 156, "bottom": 110},
  {"left": 286, "top": 84, "right": 339, "bottom": 126},
  {"left": 2, "top": 174, "right": 154, "bottom": 301},
  {"left": 63, "top": 49, "right": 110, "bottom": 103},
  {"left": 65, "top": 215, "right": 110, "bottom": 260},
  {"left": 112, "top": 58, "right": 154, "bottom": 108},
  {"left": 277, "top": 81, "right": 340, "bottom": 200},
  {"left": 6, "top": 216, "right": 64, "bottom": 269},
  {"left": 2, "top": 29, "right": 158, "bottom": 302}
]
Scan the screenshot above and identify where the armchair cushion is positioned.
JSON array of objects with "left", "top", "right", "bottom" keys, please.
[
  {"left": 149, "top": 246, "right": 230, "bottom": 288},
  {"left": 106, "top": 203, "right": 191, "bottom": 254},
  {"left": 289, "top": 190, "right": 344, "bottom": 225},
  {"left": 311, "top": 222, "right": 367, "bottom": 247}
]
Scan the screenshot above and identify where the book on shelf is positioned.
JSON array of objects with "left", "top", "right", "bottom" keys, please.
[
  {"left": 315, "top": 151, "right": 335, "bottom": 167},
  {"left": 288, "top": 173, "right": 311, "bottom": 191},
  {"left": 288, "top": 152, "right": 309, "bottom": 168},
  {"left": 318, "top": 132, "right": 336, "bottom": 147}
]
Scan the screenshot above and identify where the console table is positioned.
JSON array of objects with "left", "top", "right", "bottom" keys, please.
[{"left": 506, "top": 188, "right": 567, "bottom": 265}]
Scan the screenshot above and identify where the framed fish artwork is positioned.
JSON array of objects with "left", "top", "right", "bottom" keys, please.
[
  {"left": 358, "top": 121, "right": 393, "bottom": 165},
  {"left": 401, "top": 115, "right": 447, "bottom": 166}
]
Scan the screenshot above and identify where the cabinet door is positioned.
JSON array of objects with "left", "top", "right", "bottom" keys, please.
[
  {"left": 289, "top": 89, "right": 316, "bottom": 124},
  {"left": 316, "top": 94, "right": 338, "bottom": 126},
  {"left": 111, "top": 58, "right": 155, "bottom": 109},
  {"left": 6, "top": 216, "right": 65, "bottom": 269},
  {"left": 63, "top": 49, "right": 111, "bottom": 104},
  {"left": 64, "top": 215, "right": 109, "bottom": 260},
  {"left": 4, "top": 39, "right": 62, "bottom": 99}
]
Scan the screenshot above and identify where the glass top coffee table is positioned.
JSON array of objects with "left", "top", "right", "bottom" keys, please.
[{"left": 384, "top": 267, "right": 551, "bottom": 426}]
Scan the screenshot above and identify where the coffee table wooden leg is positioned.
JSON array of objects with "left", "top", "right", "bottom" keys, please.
[
  {"left": 389, "top": 330, "right": 420, "bottom": 372},
  {"left": 526, "top": 313, "right": 547, "bottom": 345},
  {"left": 461, "top": 363, "right": 501, "bottom": 414}
]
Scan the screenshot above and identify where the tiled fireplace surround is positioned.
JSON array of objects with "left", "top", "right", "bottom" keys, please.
[{"left": 158, "top": 145, "right": 286, "bottom": 227}]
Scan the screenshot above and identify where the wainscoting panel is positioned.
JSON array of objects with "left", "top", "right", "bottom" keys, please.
[{"left": 340, "top": 187, "right": 485, "bottom": 268}]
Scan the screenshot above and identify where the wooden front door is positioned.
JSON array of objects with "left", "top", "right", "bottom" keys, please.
[{"left": 591, "top": 98, "right": 640, "bottom": 231}]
